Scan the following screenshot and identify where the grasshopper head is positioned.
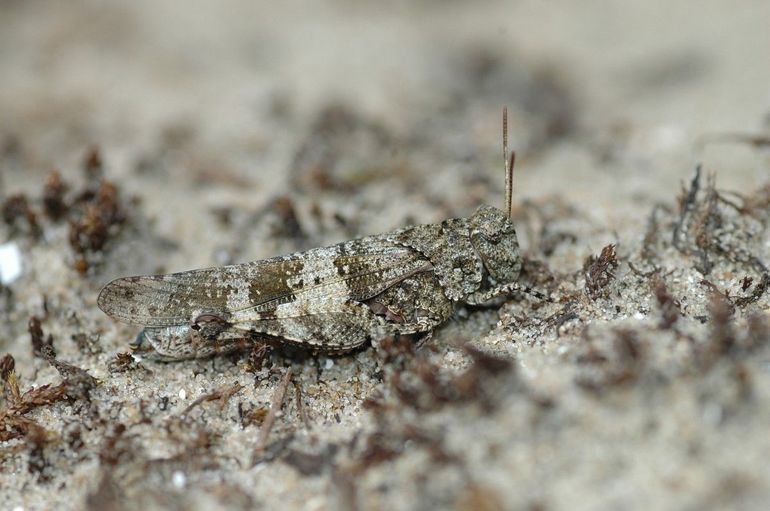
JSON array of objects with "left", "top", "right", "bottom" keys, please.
[{"left": 469, "top": 205, "right": 522, "bottom": 286}]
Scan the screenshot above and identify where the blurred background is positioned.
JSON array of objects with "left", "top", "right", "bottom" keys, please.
[
  {"left": 2, "top": 1, "right": 769, "bottom": 242},
  {"left": 2, "top": 2, "right": 770, "bottom": 510}
]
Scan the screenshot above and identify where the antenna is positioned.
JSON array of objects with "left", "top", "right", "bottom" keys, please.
[
  {"left": 502, "top": 107, "right": 514, "bottom": 219},
  {"left": 507, "top": 151, "right": 515, "bottom": 219}
]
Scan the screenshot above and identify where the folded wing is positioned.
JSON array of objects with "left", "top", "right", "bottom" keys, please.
[{"left": 98, "top": 238, "right": 430, "bottom": 327}]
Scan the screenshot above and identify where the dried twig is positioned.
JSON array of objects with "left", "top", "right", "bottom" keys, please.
[
  {"left": 697, "top": 132, "right": 770, "bottom": 149},
  {"left": 180, "top": 383, "right": 244, "bottom": 417},
  {"left": 1, "top": 354, "right": 20, "bottom": 403},
  {"left": 253, "top": 368, "right": 294, "bottom": 459},
  {"left": 734, "top": 273, "right": 769, "bottom": 308},
  {"left": 584, "top": 244, "right": 619, "bottom": 299},
  {"left": 294, "top": 380, "right": 311, "bottom": 432},
  {"left": 28, "top": 316, "right": 54, "bottom": 359},
  {"left": 673, "top": 165, "right": 702, "bottom": 250}
]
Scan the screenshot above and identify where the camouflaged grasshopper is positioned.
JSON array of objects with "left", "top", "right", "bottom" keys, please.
[{"left": 98, "top": 109, "right": 531, "bottom": 360}]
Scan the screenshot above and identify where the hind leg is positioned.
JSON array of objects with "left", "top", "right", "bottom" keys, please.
[
  {"left": 364, "top": 272, "right": 453, "bottom": 343},
  {"left": 134, "top": 325, "right": 254, "bottom": 361}
]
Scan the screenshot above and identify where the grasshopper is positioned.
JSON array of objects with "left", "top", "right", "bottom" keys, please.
[{"left": 98, "top": 109, "right": 533, "bottom": 360}]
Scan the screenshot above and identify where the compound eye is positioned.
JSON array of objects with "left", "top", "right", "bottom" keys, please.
[{"left": 479, "top": 223, "right": 503, "bottom": 243}]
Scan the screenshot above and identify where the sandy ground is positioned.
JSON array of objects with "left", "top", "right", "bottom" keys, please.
[{"left": 2, "top": 1, "right": 770, "bottom": 510}]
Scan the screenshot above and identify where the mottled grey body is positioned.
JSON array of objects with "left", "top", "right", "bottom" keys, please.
[{"left": 98, "top": 204, "right": 523, "bottom": 360}]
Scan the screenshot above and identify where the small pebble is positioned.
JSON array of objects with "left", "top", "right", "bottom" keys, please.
[
  {"left": 172, "top": 470, "right": 186, "bottom": 489},
  {"left": 0, "top": 242, "right": 23, "bottom": 284}
]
